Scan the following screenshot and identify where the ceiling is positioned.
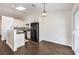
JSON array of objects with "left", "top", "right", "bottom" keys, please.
[{"left": 0, "top": 3, "right": 73, "bottom": 19}]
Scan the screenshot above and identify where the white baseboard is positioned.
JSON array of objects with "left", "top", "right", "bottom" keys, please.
[{"left": 40, "top": 39, "right": 72, "bottom": 47}]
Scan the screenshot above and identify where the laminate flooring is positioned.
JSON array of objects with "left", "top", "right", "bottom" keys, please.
[{"left": 0, "top": 36, "right": 75, "bottom": 55}]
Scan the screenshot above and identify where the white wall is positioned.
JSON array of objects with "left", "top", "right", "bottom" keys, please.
[
  {"left": 14, "top": 19, "right": 25, "bottom": 27},
  {"left": 1, "top": 16, "right": 14, "bottom": 41},
  {"left": 72, "top": 4, "right": 79, "bottom": 54},
  {"left": 0, "top": 17, "right": 1, "bottom": 35},
  {"left": 24, "top": 11, "right": 72, "bottom": 47},
  {"left": 40, "top": 11, "right": 72, "bottom": 46},
  {"left": 74, "top": 11, "right": 79, "bottom": 54}
]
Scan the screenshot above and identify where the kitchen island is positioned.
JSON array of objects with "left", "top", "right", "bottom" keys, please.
[{"left": 6, "top": 27, "right": 25, "bottom": 52}]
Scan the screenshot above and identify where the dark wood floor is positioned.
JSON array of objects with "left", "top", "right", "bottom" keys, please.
[
  {"left": 0, "top": 38, "right": 14, "bottom": 55},
  {"left": 0, "top": 36, "right": 75, "bottom": 55}
]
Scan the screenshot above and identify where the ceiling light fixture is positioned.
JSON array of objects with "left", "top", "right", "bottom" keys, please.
[
  {"left": 42, "top": 3, "right": 47, "bottom": 17},
  {"left": 12, "top": 5, "right": 15, "bottom": 7},
  {"left": 16, "top": 6, "right": 26, "bottom": 11}
]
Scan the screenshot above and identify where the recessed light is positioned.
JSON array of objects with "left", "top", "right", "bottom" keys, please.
[{"left": 16, "top": 6, "right": 26, "bottom": 11}]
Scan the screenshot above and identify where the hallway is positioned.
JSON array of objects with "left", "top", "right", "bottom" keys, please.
[{"left": 0, "top": 36, "right": 75, "bottom": 55}]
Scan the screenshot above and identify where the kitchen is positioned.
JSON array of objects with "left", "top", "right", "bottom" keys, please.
[{"left": 0, "top": 15, "right": 39, "bottom": 52}]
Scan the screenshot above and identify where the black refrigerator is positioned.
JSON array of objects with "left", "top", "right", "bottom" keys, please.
[{"left": 31, "top": 22, "right": 39, "bottom": 42}]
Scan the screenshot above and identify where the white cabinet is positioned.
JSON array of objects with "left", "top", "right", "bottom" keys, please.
[{"left": 14, "top": 30, "right": 25, "bottom": 51}]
